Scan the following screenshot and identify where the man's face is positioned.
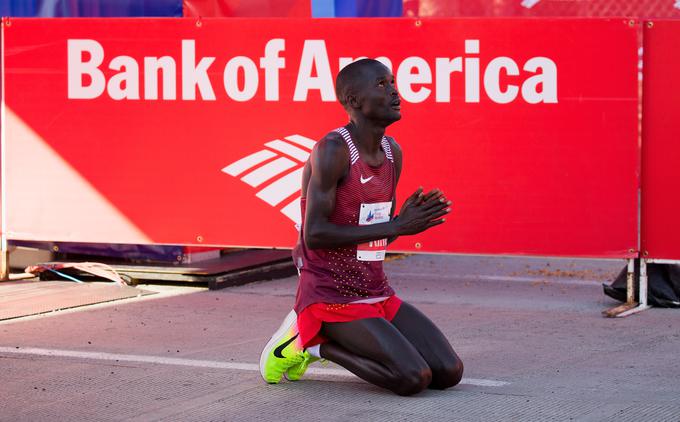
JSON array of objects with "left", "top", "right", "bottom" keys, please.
[{"left": 356, "top": 63, "right": 401, "bottom": 125}]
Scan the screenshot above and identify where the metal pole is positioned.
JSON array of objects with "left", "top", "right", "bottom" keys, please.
[
  {"left": 604, "top": 257, "right": 652, "bottom": 317},
  {"left": 603, "top": 258, "right": 654, "bottom": 317},
  {"left": 626, "top": 258, "right": 635, "bottom": 305},
  {"left": 0, "top": 22, "right": 7, "bottom": 282},
  {"left": 639, "top": 258, "right": 648, "bottom": 306},
  {"left": 0, "top": 236, "right": 8, "bottom": 281}
]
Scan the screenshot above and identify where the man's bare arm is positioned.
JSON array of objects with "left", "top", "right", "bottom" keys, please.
[
  {"left": 304, "top": 134, "right": 449, "bottom": 250},
  {"left": 388, "top": 137, "right": 403, "bottom": 245}
]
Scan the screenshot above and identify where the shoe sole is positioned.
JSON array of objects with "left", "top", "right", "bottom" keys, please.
[{"left": 259, "top": 309, "right": 297, "bottom": 383}]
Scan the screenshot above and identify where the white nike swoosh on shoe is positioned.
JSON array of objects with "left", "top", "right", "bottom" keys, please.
[{"left": 360, "top": 175, "right": 373, "bottom": 184}]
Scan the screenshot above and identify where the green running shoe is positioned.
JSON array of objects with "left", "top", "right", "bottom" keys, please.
[
  {"left": 285, "top": 351, "right": 319, "bottom": 381},
  {"left": 259, "top": 310, "right": 305, "bottom": 384}
]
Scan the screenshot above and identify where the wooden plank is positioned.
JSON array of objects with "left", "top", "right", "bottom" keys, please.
[{"left": 0, "top": 281, "right": 154, "bottom": 321}]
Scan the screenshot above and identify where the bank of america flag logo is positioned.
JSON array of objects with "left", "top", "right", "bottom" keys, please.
[{"left": 221, "top": 134, "right": 316, "bottom": 226}]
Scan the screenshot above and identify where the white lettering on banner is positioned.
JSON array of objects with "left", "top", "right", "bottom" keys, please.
[
  {"left": 522, "top": 57, "right": 558, "bottom": 104},
  {"left": 397, "top": 57, "right": 432, "bottom": 103},
  {"left": 464, "top": 40, "right": 481, "bottom": 103},
  {"left": 108, "top": 56, "right": 140, "bottom": 100},
  {"left": 67, "top": 39, "right": 106, "bottom": 99},
  {"left": 224, "top": 56, "right": 259, "bottom": 101},
  {"left": 260, "top": 39, "right": 286, "bottom": 101},
  {"left": 484, "top": 57, "right": 520, "bottom": 104},
  {"left": 293, "top": 40, "right": 335, "bottom": 101},
  {"left": 144, "top": 57, "right": 176, "bottom": 100},
  {"left": 435, "top": 57, "right": 462, "bottom": 102},
  {"left": 66, "top": 38, "right": 557, "bottom": 104},
  {"left": 182, "top": 40, "right": 216, "bottom": 100}
]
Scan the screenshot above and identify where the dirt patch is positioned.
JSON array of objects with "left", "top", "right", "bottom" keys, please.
[{"left": 512, "top": 268, "right": 612, "bottom": 280}]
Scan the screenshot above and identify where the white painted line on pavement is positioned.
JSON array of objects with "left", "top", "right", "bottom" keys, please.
[
  {"left": 0, "top": 346, "right": 509, "bottom": 387},
  {"left": 392, "top": 273, "right": 605, "bottom": 286}
]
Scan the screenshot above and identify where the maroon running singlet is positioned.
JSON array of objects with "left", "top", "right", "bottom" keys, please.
[{"left": 293, "top": 126, "right": 397, "bottom": 317}]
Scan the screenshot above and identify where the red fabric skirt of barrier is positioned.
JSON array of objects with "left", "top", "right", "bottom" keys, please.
[
  {"left": 2, "top": 18, "right": 639, "bottom": 258},
  {"left": 641, "top": 20, "right": 680, "bottom": 261}
]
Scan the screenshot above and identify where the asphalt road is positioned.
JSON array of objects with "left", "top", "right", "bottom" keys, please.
[{"left": 1, "top": 254, "right": 679, "bottom": 421}]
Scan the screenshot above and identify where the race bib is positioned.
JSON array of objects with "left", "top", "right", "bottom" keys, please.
[{"left": 357, "top": 201, "right": 392, "bottom": 261}]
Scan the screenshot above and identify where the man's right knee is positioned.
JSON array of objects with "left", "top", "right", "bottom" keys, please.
[
  {"left": 393, "top": 366, "right": 432, "bottom": 396},
  {"left": 430, "top": 359, "right": 464, "bottom": 390}
]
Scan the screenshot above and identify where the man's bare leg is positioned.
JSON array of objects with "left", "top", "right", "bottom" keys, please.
[
  {"left": 390, "top": 302, "right": 464, "bottom": 389},
  {"left": 319, "top": 318, "right": 432, "bottom": 396}
]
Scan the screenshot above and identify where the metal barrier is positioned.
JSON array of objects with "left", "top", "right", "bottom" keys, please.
[{"left": 3, "top": 17, "right": 679, "bottom": 318}]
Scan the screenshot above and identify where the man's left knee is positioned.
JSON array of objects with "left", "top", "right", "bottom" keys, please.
[{"left": 430, "top": 359, "right": 464, "bottom": 390}]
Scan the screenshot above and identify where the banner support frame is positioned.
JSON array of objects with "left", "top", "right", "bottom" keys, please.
[
  {"left": 602, "top": 258, "right": 652, "bottom": 317},
  {"left": 1, "top": 19, "right": 8, "bottom": 281},
  {"left": 613, "top": 258, "right": 651, "bottom": 317}
]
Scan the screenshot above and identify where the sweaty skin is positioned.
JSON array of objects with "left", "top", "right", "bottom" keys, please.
[{"left": 300, "top": 60, "right": 463, "bottom": 396}]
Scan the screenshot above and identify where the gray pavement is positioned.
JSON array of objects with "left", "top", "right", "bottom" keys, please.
[{"left": 1, "top": 254, "right": 679, "bottom": 421}]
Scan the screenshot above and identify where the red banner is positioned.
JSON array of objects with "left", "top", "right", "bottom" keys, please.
[
  {"left": 404, "top": 0, "right": 680, "bottom": 18},
  {"left": 641, "top": 20, "right": 680, "bottom": 260},
  {"left": 2, "top": 18, "right": 639, "bottom": 257}
]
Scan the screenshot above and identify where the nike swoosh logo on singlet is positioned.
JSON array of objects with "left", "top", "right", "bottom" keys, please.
[
  {"left": 360, "top": 175, "right": 374, "bottom": 184},
  {"left": 273, "top": 333, "right": 299, "bottom": 358}
]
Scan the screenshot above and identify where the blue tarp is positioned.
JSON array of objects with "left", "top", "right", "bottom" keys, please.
[
  {"left": 0, "top": 0, "right": 182, "bottom": 17},
  {"left": 312, "top": 0, "right": 402, "bottom": 17},
  {"left": 1, "top": 0, "right": 401, "bottom": 18}
]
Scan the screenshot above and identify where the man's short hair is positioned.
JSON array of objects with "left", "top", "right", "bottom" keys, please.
[{"left": 335, "top": 58, "right": 385, "bottom": 108}]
